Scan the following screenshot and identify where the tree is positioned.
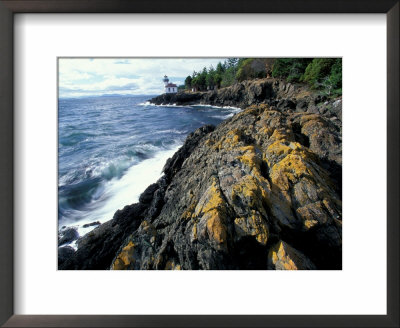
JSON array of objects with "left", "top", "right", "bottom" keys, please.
[
  {"left": 206, "top": 66, "right": 216, "bottom": 89},
  {"left": 302, "top": 58, "right": 336, "bottom": 88},
  {"left": 216, "top": 62, "right": 225, "bottom": 75},
  {"left": 236, "top": 58, "right": 268, "bottom": 81},
  {"left": 184, "top": 75, "right": 193, "bottom": 89}
]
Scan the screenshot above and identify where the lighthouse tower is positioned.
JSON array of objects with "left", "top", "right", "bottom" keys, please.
[
  {"left": 163, "top": 75, "right": 169, "bottom": 86},
  {"left": 163, "top": 75, "right": 178, "bottom": 94}
]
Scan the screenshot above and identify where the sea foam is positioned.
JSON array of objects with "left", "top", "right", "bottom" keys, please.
[{"left": 61, "top": 145, "right": 181, "bottom": 238}]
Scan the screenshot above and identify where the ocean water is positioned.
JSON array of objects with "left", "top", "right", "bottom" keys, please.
[{"left": 58, "top": 95, "right": 241, "bottom": 239}]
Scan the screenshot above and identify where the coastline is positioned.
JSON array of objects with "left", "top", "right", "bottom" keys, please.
[{"left": 59, "top": 78, "right": 342, "bottom": 270}]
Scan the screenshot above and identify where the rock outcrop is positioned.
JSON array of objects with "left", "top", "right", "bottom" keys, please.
[
  {"left": 149, "top": 78, "right": 342, "bottom": 125},
  {"left": 60, "top": 90, "right": 342, "bottom": 269}
]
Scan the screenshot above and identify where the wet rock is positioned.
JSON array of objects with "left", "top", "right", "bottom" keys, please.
[
  {"left": 139, "top": 183, "right": 159, "bottom": 204},
  {"left": 58, "top": 246, "right": 76, "bottom": 266},
  {"left": 58, "top": 227, "right": 79, "bottom": 246},
  {"left": 82, "top": 221, "right": 101, "bottom": 228}
]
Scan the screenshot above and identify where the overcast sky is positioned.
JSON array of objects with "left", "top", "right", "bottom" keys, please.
[{"left": 58, "top": 58, "right": 226, "bottom": 98}]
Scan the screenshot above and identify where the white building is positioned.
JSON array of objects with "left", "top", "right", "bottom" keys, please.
[{"left": 163, "top": 75, "right": 178, "bottom": 94}]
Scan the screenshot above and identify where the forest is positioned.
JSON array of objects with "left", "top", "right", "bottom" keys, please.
[{"left": 183, "top": 58, "right": 342, "bottom": 97}]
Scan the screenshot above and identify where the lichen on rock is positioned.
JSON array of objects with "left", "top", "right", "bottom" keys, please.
[{"left": 60, "top": 79, "right": 342, "bottom": 270}]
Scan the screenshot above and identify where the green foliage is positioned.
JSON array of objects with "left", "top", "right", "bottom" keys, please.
[
  {"left": 271, "top": 58, "right": 312, "bottom": 82},
  {"left": 302, "top": 58, "right": 335, "bottom": 87},
  {"left": 183, "top": 57, "right": 341, "bottom": 97},
  {"left": 302, "top": 58, "right": 342, "bottom": 97},
  {"left": 271, "top": 58, "right": 342, "bottom": 97},
  {"left": 236, "top": 58, "right": 268, "bottom": 82},
  {"left": 206, "top": 66, "right": 216, "bottom": 88},
  {"left": 184, "top": 75, "right": 192, "bottom": 89}
]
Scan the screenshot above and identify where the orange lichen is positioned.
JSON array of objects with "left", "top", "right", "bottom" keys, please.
[
  {"left": 112, "top": 241, "right": 135, "bottom": 270},
  {"left": 271, "top": 154, "right": 311, "bottom": 184},
  {"left": 268, "top": 241, "right": 315, "bottom": 270},
  {"left": 206, "top": 210, "right": 227, "bottom": 245},
  {"left": 212, "top": 129, "right": 243, "bottom": 151},
  {"left": 234, "top": 211, "right": 269, "bottom": 245},
  {"left": 165, "top": 260, "right": 181, "bottom": 270},
  {"left": 181, "top": 201, "right": 197, "bottom": 220},
  {"left": 193, "top": 177, "right": 228, "bottom": 248}
]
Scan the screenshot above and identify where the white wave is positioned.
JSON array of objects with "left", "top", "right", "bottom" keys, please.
[
  {"left": 138, "top": 101, "right": 243, "bottom": 112},
  {"left": 154, "top": 129, "right": 187, "bottom": 135},
  {"left": 192, "top": 104, "right": 243, "bottom": 111},
  {"left": 137, "top": 101, "right": 154, "bottom": 106},
  {"left": 60, "top": 145, "right": 182, "bottom": 238},
  {"left": 211, "top": 113, "right": 235, "bottom": 120},
  {"left": 161, "top": 103, "right": 189, "bottom": 108},
  {"left": 138, "top": 101, "right": 187, "bottom": 108}
]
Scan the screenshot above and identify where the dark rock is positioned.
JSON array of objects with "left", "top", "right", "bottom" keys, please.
[
  {"left": 60, "top": 79, "right": 342, "bottom": 271},
  {"left": 58, "top": 246, "right": 76, "bottom": 266},
  {"left": 109, "top": 103, "right": 342, "bottom": 270},
  {"left": 296, "top": 98, "right": 309, "bottom": 112},
  {"left": 277, "top": 98, "right": 296, "bottom": 110},
  {"left": 59, "top": 125, "right": 216, "bottom": 270},
  {"left": 163, "top": 125, "right": 215, "bottom": 181},
  {"left": 58, "top": 227, "right": 79, "bottom": 246},
  {"left": 139, "top": 183, "right": 159, "bottom": 204},
  {"left": 82, "top": 221, "right": 101, "bottom": 228},
  {"left": 313, "top": 94, "right": 327, "bottom": 105}
]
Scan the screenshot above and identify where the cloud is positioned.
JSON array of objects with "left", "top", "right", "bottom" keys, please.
[{"left": 58, "top": 58, "right": 225, "bottom": 97}]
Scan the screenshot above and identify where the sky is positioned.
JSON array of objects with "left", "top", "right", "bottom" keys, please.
[{"left": 58, "top": 58, "right": 226, "bottom": 98}]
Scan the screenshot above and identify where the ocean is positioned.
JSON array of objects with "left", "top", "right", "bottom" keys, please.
[{"left": 58, "top": 95, "right": 241, "bottom": 241}]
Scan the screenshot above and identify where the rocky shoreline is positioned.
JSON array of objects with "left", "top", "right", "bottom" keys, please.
[
  {"left": 59, "top": 78, "right": 342, "bottom": 270},
  {"left": 149, "top": 78, "right": 341, "bottom": 122}
]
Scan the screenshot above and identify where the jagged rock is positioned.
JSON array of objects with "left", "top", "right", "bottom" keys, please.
[
  {"left": 267, "top": 241, "right": 316, "bottom": 270},
  {"left": 139, "top": 183, "right": 159, "bottom": 204},
  {"left": 82, "top": 221, "right": 101, "bottom": 228},
  {"left": 58, "top": 227, "right": 79, "bottom": 246},
  {"left": 60, "top": 125, "right": 214, "bottom": 270},
  {"left": 61, "top": 80, "right": 342, "bottom": 270},
  {"left": 150, "top": 78, "right": 281, "bottom": 109},
  {"left": 109, "top": 103, "right": 341, "bottom": 270}
]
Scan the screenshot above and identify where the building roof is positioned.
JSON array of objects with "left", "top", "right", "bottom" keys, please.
[{"left": 166, "top": 83, "right": 177, "bottom": 87}]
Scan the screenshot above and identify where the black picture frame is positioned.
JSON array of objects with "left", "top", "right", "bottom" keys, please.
[{"left": 0, "top": 1, "right": 398, "bottom": 327}]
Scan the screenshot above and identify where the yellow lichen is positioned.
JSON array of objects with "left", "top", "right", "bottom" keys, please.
[
  {"left": 191, "top": 222, "right": 198, "bottom": 241},
  {"left": 139, "top": 220, "right": 157, "bottom": 237},
  {"left": 112, "top": 241, "right": 135, "bottom": 270},
  {"left": 181, "top": 201, "right": 197, "bottom": 220},
  {"left": 165, "top": 260, "right": 181, "bottom": 270},
  {"left": 204, "top": 138, "right": 214, "bottom": 146},
  {"left": 234, "top": 211, "right": 269, "bottom": 245},
  {"left": 269, "top": 241, "right": 299, "bottom": 270},
  {"left": 270, "top": 241, "right": 316, "bottom": 270},
  {"left": 212, "top": 129, "right": 242, "bottom": 151},
  {"left": 195, "top": 178, "right": 225, "bottom": 216},
  {"left": 304, "top": 219, "right": 319, "bottom": 229},
  {"left": 271, "top": 154, "right": 311, "bottom": 184},
  {"left": 194, "top": 177, "right": 228, "bottom": 248},
  {"left": 231, "top": 175, "right": 270, "bottom": 210},
  {"left": 206, "top": 210, "right": 227, "bottom": 245}
]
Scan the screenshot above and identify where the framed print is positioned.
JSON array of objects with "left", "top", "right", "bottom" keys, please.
[{"left": 0, "top": 0, "right": 399, "bottom": 327}]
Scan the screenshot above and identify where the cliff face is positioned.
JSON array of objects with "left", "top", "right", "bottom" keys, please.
[
  {"left": 60, "top": 79, "right": 342, "bottom": 270},
  {"left": 150, "top": 78, "right": 342, "bottom": 123},
  {"left": 109, "top": 104, "right": 341, "bottom": 270}
]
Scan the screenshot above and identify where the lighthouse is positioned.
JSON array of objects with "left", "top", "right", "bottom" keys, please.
[{"left": 163, "top": 75, "right": 178, "bottom": 94}]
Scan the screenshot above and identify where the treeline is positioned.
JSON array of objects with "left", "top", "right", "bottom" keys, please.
[{"left": 183, "top": 58, "right": 342, "bottom": 97}]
